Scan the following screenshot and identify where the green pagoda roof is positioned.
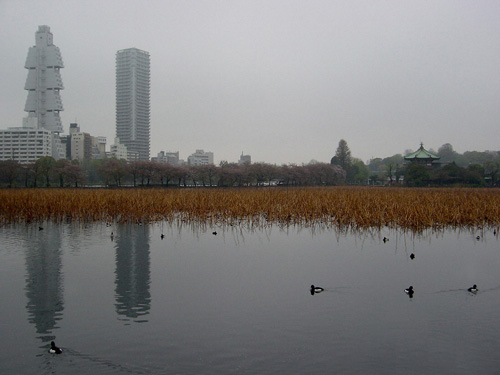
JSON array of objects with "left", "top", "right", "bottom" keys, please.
[{"left": 404, "top": 143, "right": 440, "bottom": 160}]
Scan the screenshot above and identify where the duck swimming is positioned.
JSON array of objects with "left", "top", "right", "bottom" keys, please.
[
  {"left": 468, "top": 284, "right": 478, "bottom": 293},
  {"left": 310, "top": 285, "right": 324, "bottom": 295},
  {"left": 49, "top": 341, "right": 62, "bottom": 354},
  {"left": 404, "top": 286, "right": 414, "bottom": 297}
]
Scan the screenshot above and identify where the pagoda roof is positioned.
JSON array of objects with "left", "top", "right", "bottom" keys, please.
[{"left": 404, "top": 143, "right": 440, "bottom": 160}]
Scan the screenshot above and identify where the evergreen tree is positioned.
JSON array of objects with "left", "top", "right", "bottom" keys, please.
[{"left": 331, "top": 139, "right": 352, "bottom": 170}]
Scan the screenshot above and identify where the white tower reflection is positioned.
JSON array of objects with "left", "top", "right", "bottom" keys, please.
[{"left": 24, "top": 224, "right": 64, "bottom": 343}]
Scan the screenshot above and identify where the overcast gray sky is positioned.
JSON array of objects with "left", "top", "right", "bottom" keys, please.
[{"left": 1, "top": 0, "right": 499, "bottom": 165}]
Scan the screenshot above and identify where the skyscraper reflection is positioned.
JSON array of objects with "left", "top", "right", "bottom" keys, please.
[
  {"left": 114, "top": 224, "right": 151, "bottom": 323},
  {"left": 24, "top": 223, "right": 64, "bottom": 343}
]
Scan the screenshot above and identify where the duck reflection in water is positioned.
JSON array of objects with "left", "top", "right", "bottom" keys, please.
[{"left": 310, "top": 285, "right": 324, "bottom": 295}]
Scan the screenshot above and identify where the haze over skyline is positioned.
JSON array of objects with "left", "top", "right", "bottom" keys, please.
[{"left": 1, "top": 0, "right": 499, "bottom": 165}]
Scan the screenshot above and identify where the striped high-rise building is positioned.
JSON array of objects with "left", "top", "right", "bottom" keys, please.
[{"left": 115, "top": 48, "right": 150, "bottom": 161}]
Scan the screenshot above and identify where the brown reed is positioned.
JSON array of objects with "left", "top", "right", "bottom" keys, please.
[{"left": 0, "top": 187, "right": 499, "bottom": 230}]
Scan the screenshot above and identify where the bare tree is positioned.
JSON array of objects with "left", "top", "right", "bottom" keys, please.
[
  {"left": 156, "top": 163, "right": 180, "bottom": 186},
  {"left": 64, "top": 162, "right": 88, "bottom": 187},
  {"left": 127, "top": 161, "right": 142, "bottom": 187},
  {"left": 55, "top": 159, "right": 70, "bottom": 187},
  {"left": 98, "top": 158, "right": 128, "bottom": 186}
]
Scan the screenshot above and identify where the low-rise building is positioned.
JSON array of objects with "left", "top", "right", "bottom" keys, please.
[
  {"left": 0, "top": 126, "right": 64, "bottom": 164},
  {"left": 152, "top": 151, "right": 180, "bottom": 165},
  {"left": 66, "top": 123, "right": 106, "bottom": 161},
  {"left": 404, "top": 143, "right": 440, "bottom": 167},
  {"left": 91, "top": 136, "right": 107, "bottom": 160},
  {"left": 71, "top": 132, "right": 92, "bottom": 162},
  {"left": 238, "top": 152, "right": 251, "bottom": 165},
  {"left": 109, "top": 137, "right": 128, "bottom": 160},
  {"left": 187, "top": 149, "right": 214, "bottom": 166}
]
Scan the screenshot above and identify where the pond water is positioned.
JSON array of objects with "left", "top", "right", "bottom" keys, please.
[{"left": 1, "top": 221, "right": 500, "bottom": 374}]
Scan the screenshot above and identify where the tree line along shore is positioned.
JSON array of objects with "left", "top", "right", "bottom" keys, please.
[{"left": 1, "top": 140, "right": 499, "bottom": 188}]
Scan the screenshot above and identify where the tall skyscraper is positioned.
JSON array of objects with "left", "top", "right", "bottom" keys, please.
[
  {"left": 24, "top": 25, "right": 64, "bottom": 133},
  {"left": 116, "top": 48, "right": 150, "bottom": 161},
  {"left": 0, "top": 25, "right": 65, "bottom": 163}
]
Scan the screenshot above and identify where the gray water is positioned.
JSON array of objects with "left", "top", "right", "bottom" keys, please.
[{"left": 1, "top": 222, "right": 499, "bottom": 374}]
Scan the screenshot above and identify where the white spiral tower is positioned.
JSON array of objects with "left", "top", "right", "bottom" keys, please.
[{"left": 24, "top": 25, "right": 64, "bottom": 133}]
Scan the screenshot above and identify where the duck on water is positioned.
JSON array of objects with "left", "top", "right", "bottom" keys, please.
[
  {"left": 310, "top": 285, "right": 324, "bottom": 295},
  {"left": 49, "top": 341, "right": 62, "bottom": 354},
  {"left": 468, "top": 284, "right": 478, "bottom": 293},
  {"left": 405, "top": 286, "right": 414, "bottom": 298}
]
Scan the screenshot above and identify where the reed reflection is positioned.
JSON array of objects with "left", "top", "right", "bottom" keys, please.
[
  {"left": 24, "top": 224, "right": 64, "bottom": 343},
  {"left": 114, "top": 224, "right": 151, "bottom": 323}
]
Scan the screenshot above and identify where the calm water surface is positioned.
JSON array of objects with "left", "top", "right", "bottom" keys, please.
[{"left": 1, "top": 222, "right": 499, "bottom": 374}]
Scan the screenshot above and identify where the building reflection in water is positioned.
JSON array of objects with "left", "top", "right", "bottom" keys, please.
[
  {"left": 24, "top": 224, "right": 64, "bottom": 343},
  {"left": 114, "top": 224, "right": 151, "bottom": 323}
]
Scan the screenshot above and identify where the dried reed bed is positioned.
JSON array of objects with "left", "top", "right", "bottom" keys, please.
[{"left": 0, "top": 187, "right": 499, "bottom": 230}]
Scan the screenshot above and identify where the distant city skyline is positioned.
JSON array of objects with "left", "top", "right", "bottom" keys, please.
[{"left": 1, "top": 1, "right": 499, "bottom": 165}]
